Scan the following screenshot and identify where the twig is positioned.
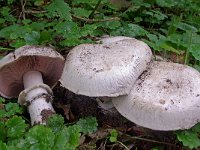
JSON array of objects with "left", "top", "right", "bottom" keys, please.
[
  {"left": 125, "top": 135, "right": 176, "bottom": 147},
  {"left": 20, "top": 0, "right": 27, "bottom": 20},
  {"left": 72, "top": 15, "right": 120, "bottom": 23},
  {"left": 116, "top": 141, "right": 130, "bottom": 150},
  {"left": 89, "top": 0, "right": 102, "bottom": 19},
  {"left": 24, "top": 10, "right": 120, "bottom": 23},
  {"left": 0, "top": 47, "right": 14, "bottom": 51},
  {"left": 24, "top": 10, "right": 47, "bottom": 14},
  {"left": 184, "top": 32, "right": 193, "bottom": 64}
]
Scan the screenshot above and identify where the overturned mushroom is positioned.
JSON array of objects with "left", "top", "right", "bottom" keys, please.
[
  {"left": 60, "top": 36, "right": 152, "bottom": 110},
  {"left": 0, "top": 45, "right": 65, "bottom": 125},
  {"left": 112, "top": 61, "right": 200, "bottom": 131}
]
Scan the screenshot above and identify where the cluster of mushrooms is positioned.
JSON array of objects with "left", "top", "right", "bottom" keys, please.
[{"left": 1, "top": 36, "right": 200, "bottom": 131}]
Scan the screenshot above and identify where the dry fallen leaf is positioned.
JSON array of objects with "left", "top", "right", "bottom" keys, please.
[{"left": 56, "top": 103, "right": 75, "bottom": 121}]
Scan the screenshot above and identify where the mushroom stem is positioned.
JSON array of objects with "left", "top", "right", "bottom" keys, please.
[
  {"left": 23, "top": 71, "right": 44, "bottom": 88},
  {"left": 22, "top": 71, "right": 55, "bottom": 125},
  {"left": 96, "top": 97, "right": 114, "bottom": 110}
]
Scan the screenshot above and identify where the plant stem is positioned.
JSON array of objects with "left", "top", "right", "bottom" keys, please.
[
  {"left": 184, "top": 32, "right": 193, "bottom": 64},
  {"left": 0, "top": 47, "right": 14, "bottom": 51},
  {"left": 116, "top": 141, "right": 130, "bottom": 150},
  {"left": 24, "top": 10, "right": 120, "bottom": 23},
  {"left": 73, "top": 15, "right": 120, "bottom": 23},
  {"left": 124, "top": 134, "right": 176, "bottom": 147},
  {"left": 89, "top": 0, "right": 102, "bottom": 19},
  {"left": 20, "top": 0, "right": 27, "bottom": 19}
]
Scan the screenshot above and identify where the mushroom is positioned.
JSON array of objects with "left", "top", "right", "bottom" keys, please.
[
  {"left": 60, "top": 36, "right": 152, "bottom": 110},
  {"left": 112, "top": 61, "right": 200, "bottom": 131},
  {"left": 0, "top": 45, "right": 65, "bottom": 125}
]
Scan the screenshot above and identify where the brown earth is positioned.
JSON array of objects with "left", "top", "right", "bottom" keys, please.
[{"left": 53, "top": 83, "right": 181, "bottom": 150}]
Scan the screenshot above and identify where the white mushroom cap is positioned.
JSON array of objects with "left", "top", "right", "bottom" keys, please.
[
  {"left": 112, "top": 61, "right": 200, "bottom": 131},
  {"left": 60, "top": 38, "right": 152, "bottom": 97},
  {"left": 0, "top": 45, "right": 65, "bottom": 98}
]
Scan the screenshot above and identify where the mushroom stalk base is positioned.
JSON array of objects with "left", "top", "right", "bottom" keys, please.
[
  {"left": 96, "top": 97, "right": 114, "bottom": 111},
  {"left": 18, "top": 71, "right": 55, "bottom": 125}
]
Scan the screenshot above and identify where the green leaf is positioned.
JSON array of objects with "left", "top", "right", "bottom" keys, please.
[
  {"left": 97, "top": 20, "right": 121, "bottom": 30},
  {"left": 151, "top": 10, "right": 168, "bottom": 21},
  {"left": 0, "top": 102, "right": 23, "bottom": 118},
  {"left": 159, "top": 42, "right": 181, "bottom": 54},
  {"left": 7, "top": 0, "right": 15, "bottom": 5},
  {"left": 176, "top": 130, "right": 200, "bottom": 149},
  {"left": 65, "top": 125, "right": 81, "bottom": 150},
  {"left": 0, "top": 7, "right": 16, "bottom": 22},
  {"left": 76, "top": 116, "right": 98, "bottom": 134},
  {"left": 134, "top": 17, "right": 143, "bottom": 23},
  {"left": 0, "top": 122, "right": 7, "bottom": 141},
  {"left": 0, "top": 18, "right": 5, "bottom": 24},
  {"left": 5, "top": 102, "right": 23, "bottom": 117},
  {"left": 109, "top": 129, "right": 118, "bottom": 143},
  {"left": 146, "top": 34, "right": 159, "bottom": 42},
  {"left": 189, "top": 44, "right": 200, "bottom": 61},
  {"left": 184, "top": 32, "right": 200, "bottom": 44},
  {"left": 10, "top": 27, "right": 32, "bottom": 40},
  {"left": 143, "top": 39, "right": 161, "bottom": 51},
  {"left": 131, "top": 0, "right": 151, "bottom": 8},
  {"left": 47, "top": 114, "right": 65, "bottom": 133},
  {"left": 39, "top": 31, "right": 52, "bottom": 44},
  {"left": 73, "top": 8, "right": 91, "bottom": 18},
  {"left": 0, "top": 25, "right": 20, "bottom": 39},
  {"left": 25, "top": 126, "right": 55, "bottom": 149},
  {"left": 175, "top": 22, "right": 198, "bottom": 32},
  {"left": 72, "top": 0, "right": 97, "bottom": 6},
  {"left": 0, "top": 109, "right": 7, "bottom": 118},
  {"left": 10, "top": 40, "right": 26, "bottom": 48},
  {"left": 29, "top": 22, "right": 46, "bottom": 31},
  {"left": 0, "top": 141, "right": 7, "bottom": 150},
  {"left": 60, "top": 38, "right": 81, "bottom": 47},
  {"left": 7, "top": 138, "right": 28, "bottom": 150},
  {"left": 81, "top": 38, "right": 95, "bottom": 43},
  {"left": 156, "top": 0, "right": 177, "bottom": 7},
  {"left": 167, "top": 33, "right": 184, "bottom": 46},
  {"left": 53, "top": 125, "right": 81, "bottom": 150},
  {"left": 6, "top": 116, "right": 28, "bottom": 139},
  {"left": 0, "top": 97, "right": 5, "bottom": 103},
  {"left": 22, "top": 19, "right": 32, "bottom": 25},
  {"left": 176, "top": 123, "right": 200, "bottom": 149},
  {"left": 33, "top": 0, "right": 44, "bottom": 6},
  {"left": 80, "top": 24, "right": 98, "bottom": 37},
  {"left": 45, "top": 0, "right": 71, "bottom": 21},
  {"left": 24, "top": 31, "right": 40, "bottom": 45},
  {"left": 54, "top": 21, "right": 81, "bottom": 38},
  {"left": 53, "top": 132, "right": 67, "bottom": 150},
  {"left": 111, "top": 23, "right": 148, "bottom": 37},
  {"left": 125, "top": 5, "right": 141, "bottom": 12}
]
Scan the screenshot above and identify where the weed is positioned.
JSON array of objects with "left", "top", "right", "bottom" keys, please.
[{"left": 0, "top": 98, "right": 98, "bottom": 150}]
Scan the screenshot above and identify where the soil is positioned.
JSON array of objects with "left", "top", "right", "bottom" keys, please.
[{"left": 53, "top": 83, "right": 182, "bottom": 150}]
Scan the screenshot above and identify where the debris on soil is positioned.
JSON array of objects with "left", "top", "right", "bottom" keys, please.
[
  {"left": 56, "top": 103, "right": 75, "bottom": 120},
  {"left": 53, "top": 83, "right": 131, "bottom": 129},
  {"left": 53, "top": 83, "right": 180, "bottom": 150}
]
